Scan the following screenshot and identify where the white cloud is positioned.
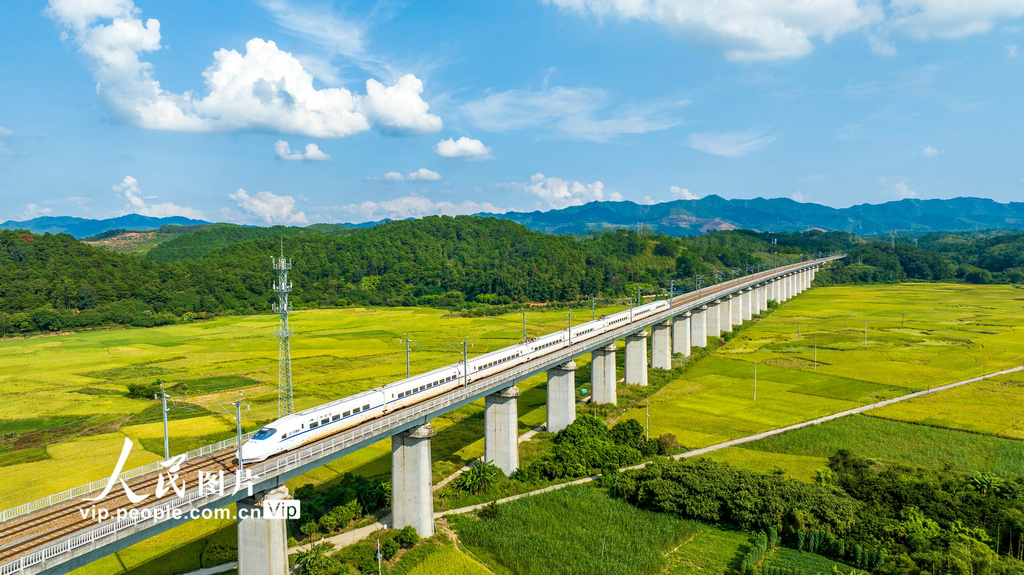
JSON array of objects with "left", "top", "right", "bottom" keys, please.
[
  {"left": 407, "top": 168, "right": 441, "bottom": 181},
  {"left": 0, "top": 126, "right": 12, "bottom": 137},
  {"left": 670, "top": 186, "right": 699, "bottom": 200},
  {"left": 378, "top": 168, "right": 443, "bottom": 182},
  {"left": 868, "top": 34, "right": 897, "bottom": 56},
  {"left": 687, "top": 129, "right": 776, "bottom": 157},
  {"left": 922, "top": 146, "right": 940, "bottom": 157},
  {"left": 464, "top": 86, "right": 682, "bottom": 141},
  {"left": 229, "top": 188, "right": 308, "bottom": 224},
  {"left": 336, "top": 195, "right": 504, "bottom": 222},
  {"left": 113, "top": 176, "right": 204, "bottom": 218},
  {"left": 434, "top": 136, "right": 492, "bottom": 159},
  {"left": 275, "top": 140, "right": 331, "bottom": 161},
  {"left": 880, "top": 176, "right": 918, "bottom": 199},
  {"left": 890, "top": 0, "right": 1024, "bottom": 39},
  {"left": 19, "top": 204, "right": 54, "bottom": 220},
  {"left": 791, "top": 191, "right": 809, "bottom": 202},
  {"left": 544, "top": 0, "right": 882, "bottom": 61},
  {"left": 1007, "top": 44, "right": 1020, "bottom": 58},
  {"left": 46, "top": 1, "right": 441, "bottom": 138},
  {"left": 520, "top": 173, "right": 619, "bottom": 210}
]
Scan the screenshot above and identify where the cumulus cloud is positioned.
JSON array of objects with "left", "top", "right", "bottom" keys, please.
[
  {"left": 868, "top": 34, "right": 897, "bottom": 56},
  {"left": 670, "top": 186, "right": 699, "bottom": 200},
  {"left": 377, "top": 168, "right": 442, "bottom": 182},
  {"left": 464, "top": 86, "right": 682, "bottom": 141},
  {"left": 336, "top": 195, "right": 504, "bottom": 222},
  {"left": 880, "top": 176, "right": 918, "bottom": 199},
  {"left": 687, "top": 129, "right": 776, "bottom": 157},
  {"left": 19, "top": 204, "right": 54, "bottom": 220},
  {"left": 46, "top": 0, "right": 441, "bottom": 137},
  {"left": 113, "top": 176, "right": 204, "bottom": 218},
  {"left": 1007, "top": 44, "right": 1019, "bottom": 58},
  {"left": 434, "top": 136, "right": 492, "bottom": 159},
  {"left": 0, "top": 126, "right": 12, "bottom": 137},
  {"left": 791, "top": 191, "right": 809, "bottom": 202},
  {"left": 229, "top": 188, "right": 308, "bottom": 224},
  {"left": 890, "top": 0, "right": 1024, "bottom": 39},
  {"left": 275, "top": 140, "right": 331, "bottom": 161},
  {"left": 520, "top": 173, "right": 621, "bottom": 210},
  {"left": 922, "top": 146, "right": 940, "bottom": 157},
  {"left": 543, "top": 0, "right": 882, "bottom": 61}
]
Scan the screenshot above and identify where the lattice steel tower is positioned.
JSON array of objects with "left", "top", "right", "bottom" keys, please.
[{"left": 273, "top": 247, "right": 294, "bottom": 417}]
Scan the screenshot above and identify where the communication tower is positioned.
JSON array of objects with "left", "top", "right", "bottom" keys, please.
[{"left": 273, "top": 245, "right": 294, "bottom": 417}]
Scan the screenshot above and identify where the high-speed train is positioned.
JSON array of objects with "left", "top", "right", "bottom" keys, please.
[{"left": 239, "top": 299, "right": 671, "bottom": 463}]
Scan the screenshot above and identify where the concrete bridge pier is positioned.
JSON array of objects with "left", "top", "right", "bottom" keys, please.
[
  {"left": 237, "top": 486, "right": 291, "bottom": 575},
  {"left": 392, "top": 423, "right": 437, "bottom": 537},
  {"left": 718, "top": 298, "right": 731, "bottom": 334},
  {"left": 760, "top": 282, "right": 769, "bottom": 311},
  {"left": 673, "top": 312, "right": 691, "bottom": 357},
  {"left": 591, "top": 344, "right": 618, "bottom": 405},
  {"left": 752, "top": 284, "right": 763, "bottom": 315},
  {"left": 742, "top": 288, "right": 753, "bottom": 321},
  {"left": 651, "top": 321, "right": 672, "bottom": 369},
  {"left": 782, "top": 274, "right": 791, "bottom": 301},
  {"left": 707, "top": 300, "right": 721, "bottom": 338},
  {"left": 484, "top": 386, "right": 520, "bottom": 475},
  {"left": 729, "top": 294, "right": 742, "bottom": 329},
  {"left": 692, "top": 306, "right": 707, "bottom": 348},
  {"left": 625, "top": 330, "right": 649, "bottom": 386},
  {"left": 770, "top": 279, "right": 779, "bottom": 304},
  {"left": 546, "top": 361, "right": 577, "bottom": 432}
]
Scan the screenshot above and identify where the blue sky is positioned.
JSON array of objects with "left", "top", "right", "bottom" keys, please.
[{"left": 0, "top": 0, "right": 1021, "bottom": 225}]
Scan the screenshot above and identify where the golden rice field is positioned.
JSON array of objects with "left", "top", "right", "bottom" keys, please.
[{"left": 619, "top": 283, "right": 1024, "bottom": 452}]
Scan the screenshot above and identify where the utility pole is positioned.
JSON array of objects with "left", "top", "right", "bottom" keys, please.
[
  {"left": 402, "top": 333, "right": 416, "bottom": 378},
  {"left": 645, "top": 396, "right": 650, "bottom": 441},
  {"left": 221, "top": 392, "right": 250, "bottom": 473},
  {"left": 814, "top": 338, "right": 817, "bottom": 370},
  {"left": 155, "top": 381, "right": 170, "bottom": 461},
  {"left": 272, "top": 242, "right": 294, "bottom": 418},
  {"left": 669, "top": 279, "right": 674, "bottom": 302},
  {"left": 696, "top": 275, "right": 702, "bottom": 298},
  {"left": 522, "top": 309, "right": 527, "bottom": 343},
  {"left": 568, "top": 310, "right": 573, "bottom": 346},
  {"left": 463, "top": 338, "right": 469, "bottom": 387},
  {"left": 592, "top": 295, "right": 596, "bottom": 320},
  {"left": 753, "top": 361, "right": 757, "bottom": 401},
  {"left": 864, "top": 320, "right": 868, "bottom": 346}
]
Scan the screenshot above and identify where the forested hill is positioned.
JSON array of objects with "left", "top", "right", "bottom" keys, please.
[
  {"left": 1, "top": 216, "right": 1021, "bottom": 335},
  {"left": 0, "top": 217, "right": 851, "bottom": 334}
]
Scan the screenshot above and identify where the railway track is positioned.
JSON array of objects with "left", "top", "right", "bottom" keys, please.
[{"left": 0, "top": 259, "right": 825, "bottom": 568}]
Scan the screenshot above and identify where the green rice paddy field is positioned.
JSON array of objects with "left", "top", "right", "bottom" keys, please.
[{"left": 2, "top": 282, "right": 1023, "bottom": 574}]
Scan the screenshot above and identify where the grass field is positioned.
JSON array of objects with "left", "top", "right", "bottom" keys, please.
[
  {"left": 618, "top": 283, "right": 1024, "bottom": 454},
  {"left": 744, "top": 414, "right": 1024, "bottom": 476},
  {"left": 453, "top": 485, "right": 698, "bottom": 575},
  {"left": 0, "top": 305, "right": 624, "bottom": 508},
  {"left": 4, "top": 282, "right": 1023, "bottom": 574}
]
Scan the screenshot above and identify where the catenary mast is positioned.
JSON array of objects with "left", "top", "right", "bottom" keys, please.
[{"left": 273, "top": 243, "right": 294, "bottom": 417}]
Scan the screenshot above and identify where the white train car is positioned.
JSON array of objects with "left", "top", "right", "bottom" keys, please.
[{"left": 240, "top": 298, "right": 672, "bottom": 462}]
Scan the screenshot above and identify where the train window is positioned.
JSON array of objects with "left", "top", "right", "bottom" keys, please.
[
  {"left": 343, "top": 411, "right": 351, "bottom": 417},
  {"left": 253, "top": 428, "right": 276, "bottom": 440},
  {"left": 363, "top": 404, "right": 370, "bottom": 411},
  {"left": 353, "top": 407, "right": 361, "bottom": 414},
  {"left": 320, "top": 418, "right": 329, "bottom": 425},
  {"left": 310, "top": 421, "right": 319, "bottom": 429},
  {"left": 332, "top": 415, "right": 340, "bottom": 421}
]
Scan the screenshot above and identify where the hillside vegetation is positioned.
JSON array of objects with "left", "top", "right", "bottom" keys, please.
[{"left": 3, "top": 215, "right": 1023, "bottom": 336}]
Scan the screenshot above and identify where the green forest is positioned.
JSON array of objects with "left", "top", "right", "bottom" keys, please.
[{"left": 1, "top": 216, "right": 1022, "bottom": 335}]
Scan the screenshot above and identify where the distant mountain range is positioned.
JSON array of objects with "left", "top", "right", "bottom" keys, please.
[
  {"left": 486, "top": 195, "right": 1024, "bottom": 236},
  {"left": 0, "top": 214, "right": 209, "bottom": 237},
  {"left": 3, "top": 196, "right": 1023, "bottom": 239}
]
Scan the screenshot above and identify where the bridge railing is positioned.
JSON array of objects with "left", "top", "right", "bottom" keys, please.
[
  {"left": 0, "top": 258, "right": 837, "bottom": 573},
  {"left": 0, "top": 431, "right": 256, "bottom": 524}
]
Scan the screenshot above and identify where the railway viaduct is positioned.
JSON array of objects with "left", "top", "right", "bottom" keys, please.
[{"left": 0, "top": 257, "right": 835, "bottom": 575}]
